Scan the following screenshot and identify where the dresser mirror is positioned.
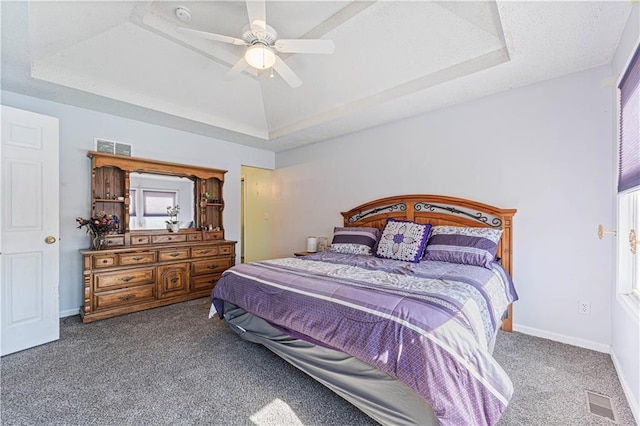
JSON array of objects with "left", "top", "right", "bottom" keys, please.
[{"left": 129, "top": 172, "right": 195, "bottom": 230}]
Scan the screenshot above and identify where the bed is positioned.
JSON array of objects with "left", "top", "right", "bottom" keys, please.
[{"left": 210, "top": 194, "right": 518, "bottom": 426}]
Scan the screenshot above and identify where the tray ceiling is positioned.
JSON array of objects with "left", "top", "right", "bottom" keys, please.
[{"left": 1, "top": 1, "right": 633, "bottom": 152}]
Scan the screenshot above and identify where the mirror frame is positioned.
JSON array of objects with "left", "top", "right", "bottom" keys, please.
[{"left": 88, "top": 151, "right": 226, "bottom": 236}]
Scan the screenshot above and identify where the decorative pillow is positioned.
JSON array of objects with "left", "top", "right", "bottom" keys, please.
[
  {"left": 423, "top": 225, "right": 503, "bottom": 268},
  {"left": 375, "top": 218, "right": 431, "bottom": 263},
  {"left": 329, "top": 227, "right": 380, "bottom": 255}
]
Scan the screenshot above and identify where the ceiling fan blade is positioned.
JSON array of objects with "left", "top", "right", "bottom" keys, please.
[
  {"left": 274, "top": 39, "right": 335, "bottom": 54},
  {"left": 273, "top": 56, "right": 302, "bottom": 88},
  {"left": 177, "top": 27, "right": 246, "bottom": 46},
  {"left": 225, "top": 57, "right": 249, "bottom": 80},
  {"left": 246, "top": 0, "right": 267, "bottom": 34}
]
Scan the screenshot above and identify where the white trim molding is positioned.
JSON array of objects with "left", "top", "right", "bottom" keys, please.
[
  {"left": 59, "top": 308, "right": 80, "bottom": 318},
  {"left": 611, "top": 348, "right": 640, "bottom": 424},
  {"left": 513, "top": 323, "right": 610, "bottom": 354}
]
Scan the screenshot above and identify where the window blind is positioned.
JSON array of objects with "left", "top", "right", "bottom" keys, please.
[
  {"left": 143, "top": 190, "right": 176, "bottom": 217},
  {"left": 618, "top": 44, "right": 640, "bottom": 193}
]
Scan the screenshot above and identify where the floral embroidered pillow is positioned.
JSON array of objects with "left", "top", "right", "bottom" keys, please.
[{"left": 375, "top": 218, "right": 432, "bottom": 263}]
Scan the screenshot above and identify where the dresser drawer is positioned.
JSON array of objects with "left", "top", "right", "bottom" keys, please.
[
  {"left": 158, "top": 248, "right": 190, "bottom": 262},
  {"left": 203, "top": 231, "right": 223, "bottom": 240},
  {"left": 119, "top": 252, "right": 157, "bottom": 266},
  {"left": 105, "top": 235, "right": 125, "bottom": 248},
  {"left": 187, "top": 233, "right": 203, "bottom": 242},
  {"left": 93, "top": 254, "right": 117, "bottom": 269},
  {"left": 131, "top": 235, "right": 150, "bottom": 245},
  {"left": 192, "top": 258, "right": 232, "bottom": 276},
  {"left": 152, "top": 234, "right": 187, "bottom": 244},
  {"left": 94, "top": 268, "right": 155, "bottom": 291},
  {"left": 192, "top": 273, "right": 222, "bottom": 291},
  {"left": 218, "top": 245, "right": 233, "bottom": 255},
  {"left": 191, "top": 246, "right": 218, "bottom": 258},
  {"left": 94, "top": 285, "right": 156, "bottom": 311}
]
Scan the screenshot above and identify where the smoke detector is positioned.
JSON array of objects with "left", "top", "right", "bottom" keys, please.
[{"left": 175, "top": 6, "right": 191, "bottom": 22}]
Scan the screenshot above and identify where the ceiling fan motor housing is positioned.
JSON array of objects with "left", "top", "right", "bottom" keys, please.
[{"left": 242, "top": 24, "right": 278, "bottom": 46}]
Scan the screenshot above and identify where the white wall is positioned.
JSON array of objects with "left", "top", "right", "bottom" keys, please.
[
  {"left": 611, "top": 4, "right": 640, "bottom": 420},
  {"left": 274, "top": 64, "right": 615, "bottom": 352},
  {"left": 0, "top": 90, "right": 275, "bottom": 315}
]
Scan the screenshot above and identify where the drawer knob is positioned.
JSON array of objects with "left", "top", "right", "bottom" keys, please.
[
  {"left": 121, "top": 276, "right": 134, "bottom": 282},
  {"left": 169, "top": 253, "right": 180, "bottom": 257},
  {"left": 119, "top": 294, "right": 134, "bottom": 301},
  {"left": 171, "top": 277, "right": 179, "bottom": 284},
  {"left": 207, "top": 265, "right": 218, "bottom": 270},
  {"left": 102, "top": 259, "right": 109, "bottom": 264},
  {"left": 133, "top": 256, "right": 144, "bottom": 261},
  {"left": 200, "top": 250, "right": 211, "bottom": 254},
  {"left": 167, "top": 237, "right": 173, "bottom": 241}
]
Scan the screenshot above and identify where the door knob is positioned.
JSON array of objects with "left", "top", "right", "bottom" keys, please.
[{"left": 44, "top": 236, "right": 56, "bottom": 244}]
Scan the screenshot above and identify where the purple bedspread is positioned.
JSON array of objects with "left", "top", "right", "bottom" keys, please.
[{"left": 211, "top": 252, "right": 518, "bottom": 426}]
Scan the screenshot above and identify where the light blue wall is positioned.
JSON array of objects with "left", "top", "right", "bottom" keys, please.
[
  {"left": 1, "top": 90, "right": 275, "bottom": 315},
  {"left": 274, "top": 64, "right": 615, "bottom": 350}
]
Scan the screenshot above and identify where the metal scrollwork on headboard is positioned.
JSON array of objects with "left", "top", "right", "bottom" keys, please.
[
  {"left": 414, "top": 202, "right": 503, "bottom": 227},
  {"left": 348, "top": 203, "right": 407, "bottom": 223}
]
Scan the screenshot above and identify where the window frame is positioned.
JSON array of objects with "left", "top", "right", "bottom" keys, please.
[
  {"left": 618, "top": 191, "right": 639, "bottom": 298},
  {"left": 616, "top": 37, "right": 640, "bottom": 317}
]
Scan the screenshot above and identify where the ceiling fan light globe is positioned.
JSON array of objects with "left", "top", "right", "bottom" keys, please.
[{"left": 245, "top": 45, "right": 276, "bottom": 70}]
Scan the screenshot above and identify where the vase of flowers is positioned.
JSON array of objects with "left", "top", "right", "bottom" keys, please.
[
  {"left": 76, "top": 212, "right": 119, "bottom": 250},
  {"left": 166, "top": 205, "right": 180, "bottom": 232}
]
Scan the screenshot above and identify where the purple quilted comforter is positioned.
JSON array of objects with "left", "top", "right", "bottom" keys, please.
[{"left": 211, "top": 251, "right": 518, "bottom": 426}]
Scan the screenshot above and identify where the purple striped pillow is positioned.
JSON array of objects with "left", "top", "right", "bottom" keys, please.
[
  {"left": 329, "top": 227, "right": 380, "bottom": 255},
  {"left": 423, "top": 225, "right": 503, "bottom": 268}
]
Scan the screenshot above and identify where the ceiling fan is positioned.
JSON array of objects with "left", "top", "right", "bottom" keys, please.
[{"left": 176, "top": 1, "right": 335, "bottom": 88}]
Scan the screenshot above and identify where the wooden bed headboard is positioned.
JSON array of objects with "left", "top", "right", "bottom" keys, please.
[{"left": 341, "top": 194, "right": 517, "bottom": 331}]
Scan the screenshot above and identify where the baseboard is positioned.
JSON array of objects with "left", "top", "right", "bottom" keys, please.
[
  {"left": 59, "top": 308, "right": 80, "bottom": 318},
  {"left": 610, "top": 348, "right": 640, "bottom": 424},
  {"left": 512, "top": 323, "right": 611, "bottom": 354}
]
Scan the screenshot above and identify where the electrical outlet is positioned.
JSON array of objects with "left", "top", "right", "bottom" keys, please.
[{"left": 579, "top": 301, "right": 591, "bottom": 315}]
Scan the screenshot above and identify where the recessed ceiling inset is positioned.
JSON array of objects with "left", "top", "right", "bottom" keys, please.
[{"left": 11, "top": 1, "right": 633, "bottom": 151}]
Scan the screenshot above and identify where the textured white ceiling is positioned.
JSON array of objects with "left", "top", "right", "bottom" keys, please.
[{"left": 1, "top": 1, "right": 633, "bottom": 152}]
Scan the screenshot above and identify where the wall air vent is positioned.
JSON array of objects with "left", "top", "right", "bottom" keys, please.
[{"left": 95, "top": 138, "right": 132, "bottom": 156}]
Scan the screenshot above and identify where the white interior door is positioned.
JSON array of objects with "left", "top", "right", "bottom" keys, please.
[{"left": 1, "top": 105, "right": 60, "bottom": 356}]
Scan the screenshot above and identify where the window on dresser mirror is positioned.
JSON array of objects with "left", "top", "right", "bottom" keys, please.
[{"left": 128, "top": 172, "right": 194, "bottom": 230}]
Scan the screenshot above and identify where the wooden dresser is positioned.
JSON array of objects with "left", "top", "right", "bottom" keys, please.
[
  {"left": 80, "top": 151, "right": 236, "bottom": 322},
  {"left": 81, "top": 233, "right": 235, "bottom": 323}
]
